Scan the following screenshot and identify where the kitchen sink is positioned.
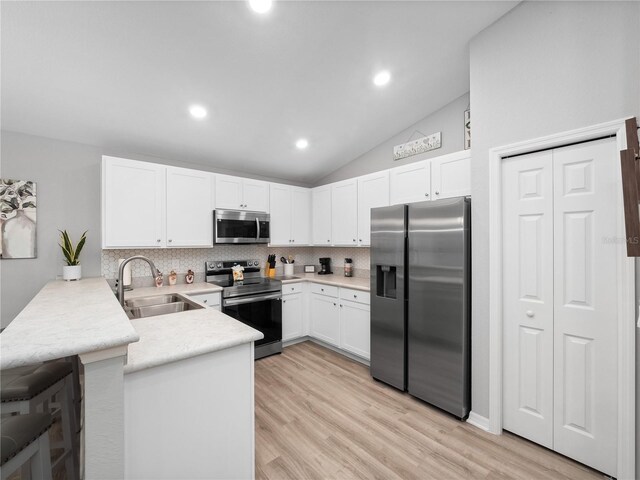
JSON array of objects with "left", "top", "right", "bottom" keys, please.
[{"left": 124, "top": 294, "right": 204, "bottom": 319}]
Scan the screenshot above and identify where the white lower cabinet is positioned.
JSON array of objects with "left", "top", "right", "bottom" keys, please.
[
  {"left": 282, "top": 292, "right": 304, "bottom": 342},
  {"left": 305, "top": 283, "right": 370, "bottom": 360},
  {"left": 309, "top": 293, "right": 340, "bottom": 347},
  {"left": 186, "top": 292, "right": 221, "bottom": 311},
  {"left": 339, "top": 299, "right": 370, "bottom": 360}
]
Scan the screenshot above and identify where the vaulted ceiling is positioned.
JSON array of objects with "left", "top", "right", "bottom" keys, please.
[{"left": 1, "top": 1, "right": 516, "bottom": 183}]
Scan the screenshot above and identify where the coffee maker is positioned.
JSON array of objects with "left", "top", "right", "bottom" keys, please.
[{"left": 318, "top": 257, "right": 333, "bottom": 275}]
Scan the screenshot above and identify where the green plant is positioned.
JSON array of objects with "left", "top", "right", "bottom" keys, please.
[{"left": 59, "top": 230, "right": 87, "bottom": 266}]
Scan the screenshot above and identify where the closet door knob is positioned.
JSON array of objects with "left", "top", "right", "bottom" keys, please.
[{"left": 526, "top": 310, "right": 535, "bottom": 318}]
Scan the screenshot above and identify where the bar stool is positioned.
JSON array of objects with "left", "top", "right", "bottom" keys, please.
[
  {"left": 1, "top": 413, "right": 53, "bottom": 480},
  {"left": 1, "top": 362, "right": 78, "bottom": 480}
]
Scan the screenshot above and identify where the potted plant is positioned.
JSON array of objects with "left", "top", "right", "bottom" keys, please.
[{"left": 59, "top": 230, "right": 87, "bottom": 281}]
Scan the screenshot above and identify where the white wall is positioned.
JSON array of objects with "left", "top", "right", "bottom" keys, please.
[
  {"left": 468, "top": 0, "right": 640, "bottom": 470},
  {"left": 315, "top": 92, "right": 469, "bottom": 186}
]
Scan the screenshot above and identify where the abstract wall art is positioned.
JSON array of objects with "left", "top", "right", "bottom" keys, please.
[{"left": 0, "top": 179, "right": 37, "bottom": 259}]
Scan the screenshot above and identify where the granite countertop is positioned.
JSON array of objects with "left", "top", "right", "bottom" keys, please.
[
  {"left": 277, "top": 273, "right": 370, "bottom": 292},
  {"left": 122, "top": 282, "right": 260, "bottom": 373},
  {"left": 125, "top": 307, "right": 263, "bottom": 374},
  {"left": 0, "top": 278, "right": 140, "bottom": 369}
]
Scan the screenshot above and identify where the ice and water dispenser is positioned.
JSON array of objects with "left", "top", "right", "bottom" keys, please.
[{"left": 376, "top": 265, "right": 397, "bottom": 299}]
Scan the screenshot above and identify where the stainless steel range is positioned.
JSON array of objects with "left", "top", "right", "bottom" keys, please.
[{"left": 205, "top": 259, "right": 282, "bottom": 359}]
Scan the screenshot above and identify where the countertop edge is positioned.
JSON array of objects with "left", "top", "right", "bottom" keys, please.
[{"left": 123, "top": 331, "right": 262, "bottom": 374}]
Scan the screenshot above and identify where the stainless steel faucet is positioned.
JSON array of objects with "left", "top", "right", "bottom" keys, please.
[{"left": 117, "top": 255, "right": 159, "bottom": 307}]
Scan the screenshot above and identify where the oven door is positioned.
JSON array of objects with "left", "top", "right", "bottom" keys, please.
[
  {"left": 214, "top": 210, "right": 270, "bottom": 244},
  {"left": 222, "top": 292, "right": 282, "bottom": 358}
]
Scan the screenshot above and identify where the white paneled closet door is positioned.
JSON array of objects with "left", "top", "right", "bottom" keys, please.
[
  {"left": 502, "top": 138, "right": 619, "bottom": 477},
  {"left": 552, "top": 139, "right": 618, "bottom": 476},
  {"left": 502, "top": 151, "right": 555, "bottom": 449}
]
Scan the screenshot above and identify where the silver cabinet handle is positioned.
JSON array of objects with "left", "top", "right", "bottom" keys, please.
[
  {"left": 359, "top": 239, "right": 362, "bottom": 242},
  {"left": 157, "top": 239, "right": 161, "bottom": 243},
  {"left": 321, "top": 288, "right": 324, "bottom": 292},
  {"left": 352, "top": 239, "right": 356, "bottom": 242},
  {"left": 168, "top": 239, "right": 172, "bottom": 243},
  {"left": 354, "top": 295, "right": 357, "bottom": 299},
  {"left": 203, "top": 299, "right": 208, "bottom": 303},
  {"left": 283, "top": 300, "right": 286, "bottom": 303},
  {"left": 425, "top": 193, "right": 429, "bottom": 197},
  {"left": 340, "top": 304, "right": 343, "bottom": 308},
  {"left": 333, "top": 303, "right": 336, "bottom": 306},
  {"left": 292, "top": 239, "right": 295, "bottom": 243},
  {"left": 435, "top": 191, "right": 440, "bottom": 195},
  {"left": 327, "top": 239, "right": 330, "bottom": 243}
]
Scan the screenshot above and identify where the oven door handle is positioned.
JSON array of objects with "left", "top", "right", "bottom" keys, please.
[{"left": 223, "top": 292, "right": 282, "bottom": 307}]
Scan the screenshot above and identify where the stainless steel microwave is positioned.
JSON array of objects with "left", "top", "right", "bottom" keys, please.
[{"left": 214, "top": 210, "right": 270, "bottom": 244}]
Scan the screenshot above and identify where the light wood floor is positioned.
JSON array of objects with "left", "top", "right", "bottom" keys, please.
[{"left": 255, "top": 341, "right": 603, "bottom": 480}]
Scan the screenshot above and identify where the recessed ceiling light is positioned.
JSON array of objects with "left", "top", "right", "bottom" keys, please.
[
  {"left": 249, "top": 0, "right": 272, "bottom": 14},
  {"left": 295, "top": 138, "right": 309, "bottom": 150},
  {"left": 189, "top": 105, "right": 207, "bottom": 119},
  {"left": 373, "top": 70, "right": 391, "bottom": 87}
]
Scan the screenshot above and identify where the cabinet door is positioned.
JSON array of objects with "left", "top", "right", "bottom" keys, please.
[
  {"left": 242, "top": 179, "right": 269, "bottom": 212},
  {"left": 312, "top": 186, "right": 332, "bottom": 245},
  {"left": 103, "top": 156, "right": 165, "bottom": 248},
  {"left": 291, "top": 187, "right": 311, "bottom": 245},
  {"left": 309, "top": 294, "right": 340, "bottom": 347},
  {"left": 331, "top": 179, "right": 358, "bottom": 246},
  {"left": 282, "top": 293, "right": 304, "bottom": 342},
  {"left": 357, "top": 171, "right": 390, "bottom": 246},
  {"left": 389, "top": 160, "right": 430, "bottom": 205},
  {"left": 340, "top": 299, "right": 370, "bottom": 360},
  {"left": 215, "top": 174, "right": 244, "bottom": 210},
  {"left": 166, "top": 167, "right": 213, "bottom": 247},
  {"left": 269, "top": 184, "right": 292, "bottom": 245},
  {"left": 431, "top": 152, "right": 471, "bottom": 200}
]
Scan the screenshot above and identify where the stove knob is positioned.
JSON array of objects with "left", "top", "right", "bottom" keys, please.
[{"left": 217, "top": 263, "right": 223, "bottom": 269}]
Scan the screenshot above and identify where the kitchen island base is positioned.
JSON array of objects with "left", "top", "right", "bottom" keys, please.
[{"left": 124, "top": 342, "right": 255, "bottom": 480}]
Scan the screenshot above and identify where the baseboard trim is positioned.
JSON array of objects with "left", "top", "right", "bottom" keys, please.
[
  {"left": 284, "top": 336, "right": 370, "bottom": 366},
  {"left": 466, "top": 411, "right": 491, "bottom": 432}
]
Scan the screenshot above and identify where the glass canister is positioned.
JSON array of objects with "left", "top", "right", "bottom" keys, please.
[{"left": 344, "top": 258, "right": 353, "bottom": 277}]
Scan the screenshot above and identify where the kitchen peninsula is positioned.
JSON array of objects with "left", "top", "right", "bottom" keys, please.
[{"left": 0, "top": 277, "right": 263, "bottom": 479}]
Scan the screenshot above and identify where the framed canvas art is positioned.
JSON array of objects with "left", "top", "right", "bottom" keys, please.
[{"left": 0, "top": 179, "right": 37, "bottom": 259}]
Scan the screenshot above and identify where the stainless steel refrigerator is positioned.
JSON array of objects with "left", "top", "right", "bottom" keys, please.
[{"left": 370, "top": 197, "right": 471, "bottom": 419}]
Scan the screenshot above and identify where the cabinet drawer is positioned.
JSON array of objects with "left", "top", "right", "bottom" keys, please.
[
  {"left": 188, "top": 292, "right": 221, "bottom": 306},
  {"left": 283, "top": 283, "right": 303, "bottom": 295},
  {"left": 340, "top": 288, "right": 369, "bottom": 305},
  {"left": 310, "top": 283, "right": 338, "bottom": 298}
]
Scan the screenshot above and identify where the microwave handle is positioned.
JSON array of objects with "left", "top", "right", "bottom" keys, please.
[{"left": 256, "top": 217, "right": 260, "bottom": 241}]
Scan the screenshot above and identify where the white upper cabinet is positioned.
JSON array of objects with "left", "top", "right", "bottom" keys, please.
[
  {"left": 103, "top": 156, "right": 166, "bottom": 248},
  {"left": 215, "top": 175, "right": 243, "bottom": 210},
  {"left": 357, "top": 171, "right": 390, "bottom": 246},
  {"left": 389, "top": 150, "right": 471, "bottom": 205},
  {"left": 215, "top": 175, "right": 269, "bottom": 212},
  {"left": 166, "top": 167, "right": 213, "bottom": 247},
  {"left": 102, "top": 156, "right": 213, "bottom": 249},
  {"left": 291, "top": 187, "right": 311, "bottom": 245},
  {"left": 430, "top": 151, "right": 471, "bottom": 200},
  {"left": 312, "top": 185, "right": 332, "bottom": 245},
  {"left": 269, "top": 184, "right": 311, "bottom": 246},
  {"left": 389, "top": 160, "right": 431, "bottom": 205},
  {"left": 331, "top": 179, "right": 358, "bottom": 246},
  {"left": 269, "top": 183, "right": 292, "bottom": 245},
  {"left": 242, "top": 178, "right": 269, "bottom": 212}
]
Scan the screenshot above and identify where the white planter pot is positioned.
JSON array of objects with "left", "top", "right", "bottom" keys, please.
[{"left": 63, "top": 265, "right": 82, "bottom": 281}]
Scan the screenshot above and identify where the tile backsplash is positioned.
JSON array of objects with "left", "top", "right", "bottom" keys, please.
[{"left": 102, "top": 246, "right": 370, "bottom": 284}]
